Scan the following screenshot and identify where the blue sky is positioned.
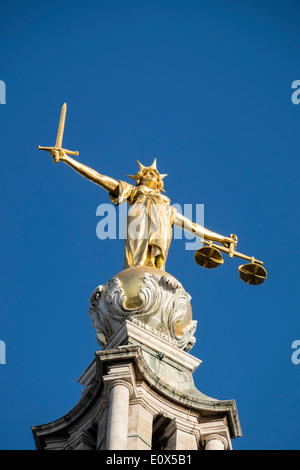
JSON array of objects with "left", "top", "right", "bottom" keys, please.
[{"left": 1, "top": 0, "right": 300, "bottom": 450}]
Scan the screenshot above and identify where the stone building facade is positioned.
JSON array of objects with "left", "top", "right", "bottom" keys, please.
[{"left": 32, "top": 268, "right": 242, "bottom": 450}]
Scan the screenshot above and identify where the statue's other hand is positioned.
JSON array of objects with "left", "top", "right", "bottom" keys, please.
[{"left": 222, "top": 234, "right": 238, "bottom": 248}]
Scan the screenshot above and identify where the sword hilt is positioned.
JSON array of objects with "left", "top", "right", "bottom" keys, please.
[{"left": 38, "top": 146, "right": 79, "bottom": 157}]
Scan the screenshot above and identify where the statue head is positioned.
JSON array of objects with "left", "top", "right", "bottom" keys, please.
[{"left": 126, "top": 159, "right": 167, "bottom": 191}]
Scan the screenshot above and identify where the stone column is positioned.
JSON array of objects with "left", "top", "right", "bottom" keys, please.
[
  {"left": 204, "top": 434, "right": 228, "bottom": 450},
  {"left": 127, "top": 403, "right": 153, "bottom": 450},
  {"left": 162, "top": 418, "right": 199, "bottom": 450},
  {"left": 106, "top": 380, "right": 133, "bottom": 450}
]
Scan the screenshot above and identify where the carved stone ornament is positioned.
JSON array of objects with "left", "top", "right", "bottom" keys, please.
[{"left": 88, "top": 267, "right": 197, "bottom": 351}]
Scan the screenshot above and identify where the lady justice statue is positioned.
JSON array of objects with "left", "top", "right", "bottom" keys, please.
[
  {"left": 38, "top": 103, "right": 266, "bottom": 349},
  {"left": 48, "top": 151, "right": 236, "bottom": 271}
]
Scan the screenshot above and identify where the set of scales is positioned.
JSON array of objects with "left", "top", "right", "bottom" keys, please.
[{"left": 38, "top": 104, "right": 267, "bottom": 286}]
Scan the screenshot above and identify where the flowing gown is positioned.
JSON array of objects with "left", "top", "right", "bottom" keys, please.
[{"left": 109, "top": 181, "right": 176, "bottom": 270}]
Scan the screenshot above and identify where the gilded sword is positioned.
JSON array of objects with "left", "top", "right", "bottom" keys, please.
[{"left": 38, "top": 103, "right": 79, "bottom": 161}]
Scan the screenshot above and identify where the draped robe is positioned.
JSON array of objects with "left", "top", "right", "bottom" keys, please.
[{"left": 109, "top": 181, "right": 176, "bottom": 270}]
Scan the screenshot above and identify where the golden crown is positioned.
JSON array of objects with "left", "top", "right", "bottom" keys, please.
[{"left": 126, "top": 159, "right": 167, "bottom": 190}]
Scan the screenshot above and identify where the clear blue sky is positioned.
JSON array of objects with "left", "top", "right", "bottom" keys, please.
[{"left": 1, "top": 0, "right": 300, "bottom": 450}]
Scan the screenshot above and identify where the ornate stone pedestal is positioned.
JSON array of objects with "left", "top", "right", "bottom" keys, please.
[
  {"left": 88, "top": 266, "right": 197, "bottom": 352},
  {"left": 32, "top": 268, "right": 242, "bottom": 450}
]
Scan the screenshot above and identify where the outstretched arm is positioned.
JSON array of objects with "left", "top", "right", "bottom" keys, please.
[
  {"left": 50, "top": 150, "right": 119, "bottom": 197},
  {"left": 173, "top": 212, "right": 236, "bottom": 247}
]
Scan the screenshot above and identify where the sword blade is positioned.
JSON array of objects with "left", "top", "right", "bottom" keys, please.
[{"left": 55, "top": 102, "right": 67, "bottom": 148}]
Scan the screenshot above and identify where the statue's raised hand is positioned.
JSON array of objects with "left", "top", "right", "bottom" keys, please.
[{"left": 50, "top": 149, "right": 67, "bottom": 163}]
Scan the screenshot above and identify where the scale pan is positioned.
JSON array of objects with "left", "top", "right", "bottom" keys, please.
[
  {"left": 194, "top": 246, "right": 224, "bottom": 269},
  {"left": 238, "top": 263, "right": 267, "bottom": 285}
]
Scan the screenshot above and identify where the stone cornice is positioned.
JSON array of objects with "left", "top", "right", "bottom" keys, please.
[
  {"left": 98, "top": 346, "right": 242, "bottom": 439},
  {"left": 32, "top": 344, "right": 242, "bottom": 450}
]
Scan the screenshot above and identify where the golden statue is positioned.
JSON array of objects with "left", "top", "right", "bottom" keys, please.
[{"left": 38, "top": 103, "right": 267, "bottom": 285}]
